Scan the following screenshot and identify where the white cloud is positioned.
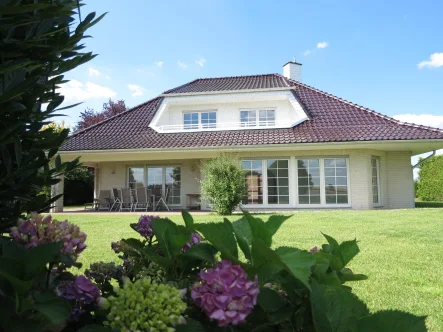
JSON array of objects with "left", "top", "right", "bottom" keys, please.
[
  {"left": 418, "top": 52, "right": 443, "bottom": 69},
  {"left": 59, "top": 80, "right": 116, "bottom": 101},
  {"left": 304, "top": 50, "right": 311, "bottom": 56},
  {"left": 177, "top": 60, "right": 188, "bottom": 69},
  {"left": 195, "top": 57, "right": 206, "bottom": 67},
  {"left": 393, "top": 114, "right": 443, "bottom": 129},
  {"left": 127, "top": 84, "right": 147, "bottom": 97},
  {"left": 317, "top": 41, "right": 328, "bottom": 49},
  {"left": 88, "top": 67, "right": 101, "bottom": 77},
  {"left": 155, "top": 61, "right": 164, "bottom": 67}
]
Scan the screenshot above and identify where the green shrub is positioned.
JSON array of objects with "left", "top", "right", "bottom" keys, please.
[
  {"left": 200, "top": 154, "right": 247, "bottom": 215},
  {"left": 417, "top": 155, "right": 443, "bottom": 201}
]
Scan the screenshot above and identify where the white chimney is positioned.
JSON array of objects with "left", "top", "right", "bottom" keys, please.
[{"left": 283, "top": 57, "right": 302, "bottom": 82}]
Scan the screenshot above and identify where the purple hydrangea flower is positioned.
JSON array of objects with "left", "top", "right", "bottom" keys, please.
[
  {"left": 310, "top": 246, "right": 319, "bottom": 253},
  {"left": 136, "top": 215, "right": 159, "bottom": 238},
  {"left": 182, "top": 232, "right": 201, "bottom": 252},
  {"left": 56, "top": 275, "right": 100, "bottom": 321},
  {"left": 191, "top": 260, "right": 259, "bottom": 327},
  {"left": 9, "top": 213, "right": 87, "bottom": 261}
]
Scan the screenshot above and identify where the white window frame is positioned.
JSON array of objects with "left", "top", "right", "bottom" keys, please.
[
  {"left": 295, "top": 157, "right": 351, "bottom": 208},
  {"left": 127, "top": 165, "right": 182, "bottom": 206},
  {"left": 371, "top": 157, "right": 382, "bottom": 207},
  {"left": 241, "top": 158, "right": 291, "bottom": 208},
  {"left": 240, "top": 108, "right": 276, "bottom": 128},
  {"left": 183, "top": 110, "right": 217, "bottom": 130}
]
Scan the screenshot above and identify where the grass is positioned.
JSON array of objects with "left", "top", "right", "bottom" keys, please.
[{"left": 55, "top": 209, "right": 443, "bottom": 331}]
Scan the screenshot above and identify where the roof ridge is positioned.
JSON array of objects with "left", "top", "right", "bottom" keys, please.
[
  {"left": 194, "top": 73, "right": 280, "bottom": 81},
  {"left": 162, "top": 78, "right": 200, "bottom": 94},
  {"left": 278, "top": 74, "right": 443, "bottom": 134},
  {"left": 69, "top": 97, "right": 162, "bottom": 138}
]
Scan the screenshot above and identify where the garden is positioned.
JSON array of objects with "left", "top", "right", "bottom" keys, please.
[{"left": 0, "top": 1, "right": 441, "bottom": 331}]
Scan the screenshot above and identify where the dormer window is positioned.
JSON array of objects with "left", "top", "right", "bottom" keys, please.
[
  {"left": 183, "top": 111, "right": 217, "bottom": 129},
  {"left": 240, "top": 109, "right": 275, "bottom": 127}
]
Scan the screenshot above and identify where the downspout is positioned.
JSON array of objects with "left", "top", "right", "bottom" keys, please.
[{"left": 412, "top": 150, "right": 436, "bottom": 169}]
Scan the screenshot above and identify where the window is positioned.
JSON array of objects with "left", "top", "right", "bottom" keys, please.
[
  {"left": 242, "top": 160, "right": 263, "bottom": 204},
  {"left": 267, "top": 160, "right": 289, "bottom": 204},
  {"left": 259, "top": 110, "right": 276, "bottom": 126},
  {"left": 128, "top": 167, "right": 144, "bottom": 190},
  {"left": 240, "top": 109, "right": 275, "bottom": 127},
  {"left": 297, "top": 159, "right": 321, "bottom": 204},
  {"left": 165, "top": 167, "right": 181, "bottom": 204},
  {"left": 371, "top": 158, "right": 380, "bottom": 205},
  {"left": 297, "top": 158, "right": 349, "bottom": 205},
  {"left": 324, "top": 158, "right": 348, "bottom": 204},
  {"left": 146, "top": 166, "right": 182, "bottom": 205},
  {"left": 240, "top": 110, "right": 257, "bottom": 127},
  {"left": 183, "top": 111, "right": 216, "bottom": 129}
]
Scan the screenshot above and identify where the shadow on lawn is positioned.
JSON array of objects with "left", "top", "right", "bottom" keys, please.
[{"left": 415, "top": 201, "right": 443, "bottom": 208}]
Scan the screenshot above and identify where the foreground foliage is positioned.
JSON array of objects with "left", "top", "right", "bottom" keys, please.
[{"left": 0, "top": 0, "right": 104, "bottom": 232}]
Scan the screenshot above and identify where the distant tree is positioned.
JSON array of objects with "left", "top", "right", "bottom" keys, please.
[
  {"left": 75, "top": 99, "right": 127, "bottom": 131},
  {"left": 417, "top": 155, "right": 443, "bottom": 201}
]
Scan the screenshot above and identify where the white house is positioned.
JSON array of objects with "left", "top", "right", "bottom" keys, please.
[{"left": 57, "top": 60, "right": 443, "bottom": 211}]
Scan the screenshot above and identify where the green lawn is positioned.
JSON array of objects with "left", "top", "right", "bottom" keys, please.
[{"left": 55, "top": 209, "right": 443, "bottom": 331}]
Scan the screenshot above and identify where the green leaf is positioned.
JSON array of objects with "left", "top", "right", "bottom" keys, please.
[
  {"left": 251, "top": 239, "right": 285, "bottom": 285},
  {"left": 77, "top": 325, "right": 114, "bottom": 332},
  {"left": 242, "top": 210, "right": 272, "bottom": 247},
  {"left": 181, "top": 210, "right": 194, "bottom": 229},
  {"left": 232, "top": 217, "right": 253, "bottom": 261},
  {"left": 24, "top": 242, "right": 62, "bottom": 278},
  {"left": 258, "top": 287, "right": 293, "bottom": 324},
  {"left": 310, "top": 282, "right": 369, "bottom": 332},
  {"left": 275, "top": 247, "right": 315, "bottom": 289},
  {"left": 356, "top": 310, "right": 427, "bottom": 332},
  {"left": 151, "top": 218, "right": 183, "bottom": 258},
  {"left": 175, "top": 318, "right": 206, "bottom": 332},
  {"left": 0, "top": 269, "right": 33, "bottom": 295},
  {"left": 195, "top": 219, "right": 238, "bottom": 260},
  {"left": 322, "top": 233, "right": 340, "bottom": 251},
  {"left": 182, "top": 243, "right": 217, "bottom": 263},
  {"left": 265, "top": 215, "right": 290, "bottom": 237},
  {"left": 33, "top": 291, "right": 72, "bottom": 325},
  {"left": 338, "top": 268, "right": 368, "bottom": 283},
  {"left": 338, "top": 239, "right": 360, "bottom": 267}
]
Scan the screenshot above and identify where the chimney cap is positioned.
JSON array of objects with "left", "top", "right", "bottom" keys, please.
[{"left": 283, "top": 58, "right": 302, "bottom": 67}]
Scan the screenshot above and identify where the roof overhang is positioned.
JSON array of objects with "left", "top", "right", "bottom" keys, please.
[{"left": 59, "top": 139, "right": 443, "bottom": 164}]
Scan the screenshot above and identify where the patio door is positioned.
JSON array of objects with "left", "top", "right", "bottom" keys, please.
[{"left": 147, "top": 166, "right": 181, "bottom": 205}]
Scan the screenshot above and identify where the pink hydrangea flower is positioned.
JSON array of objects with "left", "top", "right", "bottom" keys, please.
[
  {"left": 9, "top": 213, "right": 86, "bottom": 261},
  {"left": 136, "top": 215, "right": 160, "bottom": 238},
  {"left": 191, "top": 260, "right": 259, "bottom": 327},
  {"left": 182, "top": 232, "right": 201, "bottom": 252}
]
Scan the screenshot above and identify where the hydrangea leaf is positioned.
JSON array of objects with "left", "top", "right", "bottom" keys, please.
[
  {"left": 356, "top": 310, "right": 427, "bottom": 332},
  {"left": 310, "top": 282, "right": 369, "bottom": 332},
  {"left": 338, "top": 239, "right": 360, "bottom": 267},
  {"left": 195, "top": 219, "right": 238, "bottom": 260},
  {"left": 258, "top": 288, "right": 293, "bottom": 324},
  {"left": 33, "top": 291, "right": 72, "bottom": 326},
  {"left": 181, "top": 210, "right": 194, "bottom": 229},
  {"left": 182, "top": 243, "right": 217, "bottom": 263},
  {"left": 232, "top": 217, "right": 253, "bottom": 261},
  {"left": 24, "top": 242, "right": 62, "bottom": 278},
  {"left": 242, "top": 210, "right": 272, "bottom": 247},
  {"left": 275, "top": 247, "right": 315, "bottom": 289},
  {"left": 265, "top": 215, "right": 290, "bottom": 237}
]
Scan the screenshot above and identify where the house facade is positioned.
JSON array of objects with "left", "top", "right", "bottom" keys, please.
[{"left": 57, "top": 60, "right": 443, "bottom": 211}]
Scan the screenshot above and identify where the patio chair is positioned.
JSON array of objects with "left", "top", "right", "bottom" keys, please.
[
  {"left": 93, "top": 190, "right": 111, "bottom": 210},
  {"left": 133, "top": 187, "right": 151, "bottom": 212},
  {"left": 110, "top": 188, "right": 121, "bottom": 211},
  {"left": 155, "top": 186, "right": 171, "bottom": 211},
  {"left": 120, "top": 188, "right": 133, "bottom": 212}
]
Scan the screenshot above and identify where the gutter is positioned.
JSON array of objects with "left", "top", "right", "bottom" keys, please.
[{"left": 412, "top": 150, "right": 436, "bottom": 169}]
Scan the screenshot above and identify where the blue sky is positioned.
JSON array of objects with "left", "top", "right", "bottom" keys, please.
[{"left": 61, "top": 0, "right": 443, "bottom": 171}]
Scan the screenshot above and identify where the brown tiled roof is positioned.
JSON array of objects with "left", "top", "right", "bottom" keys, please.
[{"left": 60, "top": 74, "right": 443, "bottom": 151}]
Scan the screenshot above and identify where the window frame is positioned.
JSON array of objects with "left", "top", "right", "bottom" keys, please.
[
  {"left": 371, "top": 157, "right": 381, "bottom": 207},
  {"left": 295, "top": 157, "right": 351, "bottom": 208},
  {"left": 183, "top": 110, "right": 217, "bottom": 130},
  {"left": 240, "top": 108, "right": 276, "bottom": 128},
  {"left": 241, "top": 158, "right": 291, "bottom": 207},
  {"left": 127, "top": 165, "right": 182, "bottom": 206}
]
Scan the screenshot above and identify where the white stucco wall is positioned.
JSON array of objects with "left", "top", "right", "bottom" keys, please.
[{"left": 386, "top": 151, "right": 415, "bottom": 209}]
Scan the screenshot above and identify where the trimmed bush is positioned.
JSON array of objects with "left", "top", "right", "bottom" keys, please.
[
  {"left": 417, "top": 155, "right": 443, "bottom": 201},
  {"left": 200, "top": 154, "right": 247, "bottom": 215}
]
